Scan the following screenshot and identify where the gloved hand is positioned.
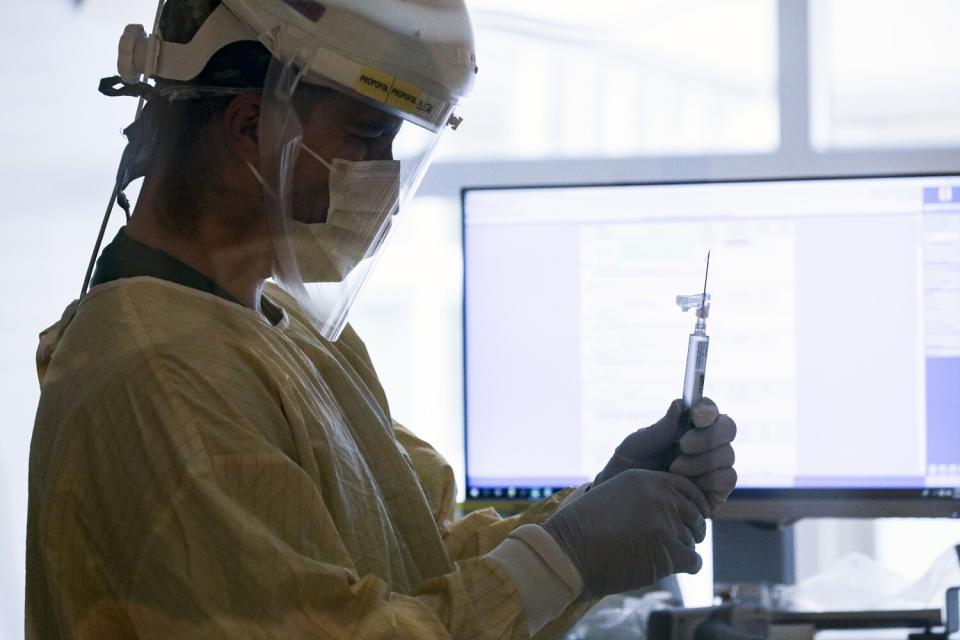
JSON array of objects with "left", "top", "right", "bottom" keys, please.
[
  {"left": 542, "top": 469, "right": 709, "bottom": 597},
  {"left": 594, "top": 398, "right": 737, "bottom": 512}
]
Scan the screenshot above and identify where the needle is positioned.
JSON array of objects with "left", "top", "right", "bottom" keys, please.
[{"left": 702, "top": 250, "right": 711, "bottom": 307}]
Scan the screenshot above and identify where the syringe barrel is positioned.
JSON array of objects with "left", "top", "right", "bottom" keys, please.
[{"left": 682, "top": 332, "right": 710, "bottom": 409}]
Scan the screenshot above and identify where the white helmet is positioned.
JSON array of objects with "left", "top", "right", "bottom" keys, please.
[
  {"left": 118, "top": 0, "right": 477, "bottom": 132},
  {"left": 88, "top": 0, "right": 477, "bottom": 341}
]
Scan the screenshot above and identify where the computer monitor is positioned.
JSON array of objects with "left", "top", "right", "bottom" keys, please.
[{"left": 462, "top": 175, "right": 960, "bottom": 523}]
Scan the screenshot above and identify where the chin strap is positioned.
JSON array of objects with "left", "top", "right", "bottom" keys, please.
[
  {"left": 98, "top": 76, "right": 161, "bottom": 217},
  {"left": 80, "top": 78, "right": 161, "bottom": 298}
]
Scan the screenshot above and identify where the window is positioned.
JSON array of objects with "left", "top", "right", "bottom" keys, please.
[
  {"left": 810, "top": 0, "right": 960, "bottom": 150},
  {"left": 436, "top": 0, "right": 779, "bottom": 159}
]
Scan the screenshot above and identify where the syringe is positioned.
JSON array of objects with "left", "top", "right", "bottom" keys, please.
[{"left": 676, "top": 251, "right": 712, "bottom": 410}]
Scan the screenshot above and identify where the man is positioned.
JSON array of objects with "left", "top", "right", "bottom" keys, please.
[{"left": 27, "top": 0, "right": 738, "bottom": 638}]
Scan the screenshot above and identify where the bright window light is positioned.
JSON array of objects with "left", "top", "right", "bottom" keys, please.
[
  {"left": 810, "top": 0, "right": 960, "bottom": 150},
  {"left": 437, "top": 0, "right": 779, "bottom": 159}
]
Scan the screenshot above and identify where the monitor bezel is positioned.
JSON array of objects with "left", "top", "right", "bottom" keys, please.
[{"left": 460, "top": 172, "right": 960, "bottom": 522}]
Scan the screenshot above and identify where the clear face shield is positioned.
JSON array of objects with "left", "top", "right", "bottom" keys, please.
[{"left": 254, "top": 53, "right": 455, "bottom": 341}]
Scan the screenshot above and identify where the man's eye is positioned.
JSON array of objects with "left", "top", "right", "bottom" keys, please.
[{"left": 346, "top": 129, "right": 382, "bottom": 142}]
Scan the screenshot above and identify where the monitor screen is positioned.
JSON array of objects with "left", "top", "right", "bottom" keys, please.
[{"left": 462, "top": 175, "right": 960, "bottom": 517}]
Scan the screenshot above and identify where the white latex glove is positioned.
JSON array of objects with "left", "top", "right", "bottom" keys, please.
[
  {"left": 541, "top": 469, "right": 709, "bottom": 597},
  {"left": 594, "top": 398, "right": 737, "bottom": 512}
]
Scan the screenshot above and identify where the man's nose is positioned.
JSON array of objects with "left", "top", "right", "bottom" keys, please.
[{"left": 369, "top": 139, "right": 394, "bottom": 162}]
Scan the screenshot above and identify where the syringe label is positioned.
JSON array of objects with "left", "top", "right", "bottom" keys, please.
[{"left": 695, "top": 343, "right": 709, "bottom": 370}]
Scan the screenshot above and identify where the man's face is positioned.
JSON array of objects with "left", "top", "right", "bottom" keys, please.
[{"left": 290, "top": 89, "right": 403, "bottom": 224}]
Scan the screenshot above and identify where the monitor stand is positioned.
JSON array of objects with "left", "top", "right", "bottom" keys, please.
[{"left": 713, "top": 521, "right": 796, "bottom": 585}]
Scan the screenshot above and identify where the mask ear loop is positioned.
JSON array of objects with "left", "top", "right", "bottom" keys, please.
[
  {"left": 299, "top": 143, "right": 333, "bottom": 171},
  {"left": 245, "top": 161, "right": 280, "bottom": 200},
  {"left": 79, "top": 0, "right": 165, "bottom": 299}
]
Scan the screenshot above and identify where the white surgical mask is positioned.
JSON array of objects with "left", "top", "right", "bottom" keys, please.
[
  {"left": 248, "top": 146, "right": 401, "bottom": 282},
  {"left": 296, "top": 145, "right": 400, "bottom": 282}
]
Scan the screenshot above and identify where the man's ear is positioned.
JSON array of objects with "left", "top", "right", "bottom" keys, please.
[{"left": 222, "top": 93, "right": 261, "bottom": 164}]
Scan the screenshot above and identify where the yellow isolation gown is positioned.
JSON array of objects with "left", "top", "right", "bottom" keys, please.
[{"left": 26, "top": 277, "right": 590, "bottom": 639}]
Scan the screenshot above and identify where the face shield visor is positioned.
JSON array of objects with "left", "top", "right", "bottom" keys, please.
[
  {"left": 92, "top": 0, "right": 475, "bottom": 336},
  {"left": 254, "top": 50, "right": 456, "bottom": 341}
]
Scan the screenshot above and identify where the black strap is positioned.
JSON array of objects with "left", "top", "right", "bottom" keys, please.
[
  {"left": 98, "top": 76, "right": 157, "bottom": 219},
  {"left": 98, "top": 75, "right": 154, "bottom": 100}
]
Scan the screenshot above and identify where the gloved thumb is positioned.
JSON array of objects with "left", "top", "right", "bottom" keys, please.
[{"left": 691, "top": 397, "right": 720, "bottom": 429}]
